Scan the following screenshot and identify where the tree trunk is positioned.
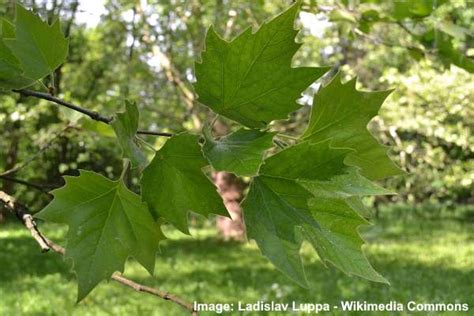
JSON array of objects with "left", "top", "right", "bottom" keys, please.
[{"left": 214, "top": 171, "right": 246, "bottom": 241}]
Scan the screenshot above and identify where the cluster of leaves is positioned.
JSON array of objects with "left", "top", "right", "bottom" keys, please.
[
  {"left": 302, "top": 0, "right": 473, "bottom": 208},
  {"left": 1, "top": 3, "right": 401, "bottom": 299}
]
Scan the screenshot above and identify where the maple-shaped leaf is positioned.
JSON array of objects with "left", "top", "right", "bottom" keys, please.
[
  {"left": 0, "top": 19, "right": 34, "bottom": 89},
  {"left": 194, "top": 2, "right": 329, "bottom": 128},
  {"left": 202, "top": 126, "right": 275, "bottom": 177},
  {"left": 4, "top": 4, "right": 68, "bottom": 82},
  {"left": 35, "top": 171, "right": 163, "bottom": 301},
  {"left": 242, "top": 140, "right": 391, "bottom": 287},
  {"left": 141, "top": 133, "right": 228, "bottom": 233},
  {"left": 112, "top": 101, "right": 147, "bottom": 169},
  {"left": 301, "top": 73, "right": 403, "bottom": 180}
]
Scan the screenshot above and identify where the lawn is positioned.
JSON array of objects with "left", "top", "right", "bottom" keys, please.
[{"left": 0, "top": 217, "right": 473, "bottom": 315}]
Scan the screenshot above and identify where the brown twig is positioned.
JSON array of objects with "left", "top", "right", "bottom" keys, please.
[
  {"left": 12, "top": 89, "right": 173, "bottom": 137},
  {"left": 0, "top": 190, "right": 198, "bottom": 315},
  {"left": 111, "top": 274, "right": 197, "bottom": 315},
  {"left": 0, "top": 191, "right": 50, "bottom": 252}
]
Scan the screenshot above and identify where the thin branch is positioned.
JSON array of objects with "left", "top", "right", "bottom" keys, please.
[
  {"left": 0, "top": 175, "right": 54, "bottom": 193},
  {"left": 0, "top": 124, "right": 72, "bottom": 177},
  {"left": 14, "top": 89, "right": 112, "bottom": 123},
  {"left": 12, "top": 89, "right": 172, "bottom": 137},
  {"left": 111, "top": 274, "right": 197, "bottom": 315},
  {"left": 396, "top": 21, "right": 417, "bottom": 37},
  {"left": 136, "top": 130, "right": 173, "bottom": 137},
  {"left": 0, "top": 191, "right": 50, "bottom": 252},
  {"left": 0, "top": 190, "right": 198, "bottom": 315}
]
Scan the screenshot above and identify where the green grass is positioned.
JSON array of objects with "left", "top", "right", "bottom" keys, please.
[{"left": 0, "top": 218, "right": 473, "bottom": 315}]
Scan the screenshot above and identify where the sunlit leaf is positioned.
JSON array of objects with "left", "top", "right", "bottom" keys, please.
[
  {"left": 36, "top": 171, "right": 163, "bottom": 301},
  {"left": 194, "top": 2, "right": 329, "bottom": 128},
  {"left": 4, "top": 4, "right": 68, "bottom": 81}
]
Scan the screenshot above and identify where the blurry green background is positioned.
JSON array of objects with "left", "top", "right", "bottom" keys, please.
[{"left": 0, "top": 0, "right": 473, "bottom": 315}]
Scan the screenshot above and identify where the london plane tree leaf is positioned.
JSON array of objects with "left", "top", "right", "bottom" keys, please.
[
  {"left": 35, "top": 171, "right": 163, "bottom": 301},
  {"left": 194, "top": 2, "right": 329, "bottom": 128},
  {"left": 0, "top": 19, "right": 35, "bottom": 89},
  {"left": 242, "top": 140, "right": 392, "bottom": 287},
  {"left": 141, "top": 133, "right": 228, "bottom": 233},
  {"left": 112, "top": 101, "right": 148, "bottom": 170},
  {"left": 202, "top": 126, "right": 276, "bottom": 177},
  {"left": 301, "top": 73, "right": 403, "bottom": 180},
  {"left": 3, "top": 4, "right": 68, "bottom": 84}
]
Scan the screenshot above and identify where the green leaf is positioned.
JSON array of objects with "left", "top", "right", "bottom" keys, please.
[
  {"left": 242, "top": 140, "right": 390, "bottom": 287},
  {"left": 79, "top": 118, "right": 115, "bottom": 138},
  {"left": 0, "top": 19, "right": 34, "bottom": 89},
  {"left": 301, "top": 74, "right": 403, "bottom": 180},
  {"left": 194, "top": 2, "right": 329, "bottom": 128},
  {"left": 112, "top": 101, "right": 148, "bottom": 169},
  {"left": 391, "top": 0, "right": 446, "bottom": 20},
  {"left": 435, "top": 30, "right": 474, "bottom": 73},
  {"left": 202, "top": 126, "right": 275, "bottom": 176},
  {"left": 141, "top": 133, "right": 227, "bottom": 233},
  {"left": 35, "top": 171, "right": 162, "bottom": 301},
  {"left": 4, "top": 4, "right": 68, "bottom": 81},
  {"left": 329, "top": 8, "right": 357, "bottom": 23}
]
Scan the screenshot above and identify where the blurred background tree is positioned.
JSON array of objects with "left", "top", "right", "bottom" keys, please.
[{"left": 0, "top": 0, "right": 472, "bottom": 225}]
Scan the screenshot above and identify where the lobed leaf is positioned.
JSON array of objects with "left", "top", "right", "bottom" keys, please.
[
  {"left": 0, "top": 19, "right": 34, "bottom": 89},
  {"left": 141, "top": 133, "right": 228, "bottom": 233},
  {"left": 35, "top": 171, "right": 163, "bottom": 301},
  {"left": 301, "top": 73, "right": 403, "bottom": 180},
  {"left": 2, "top": 4, "right": 68, "bottom": 87},
  {"left": 242, "top": 140, "right": 391, "bottom": 287},
  {"left": 194, "top": 2, "right": 329, "bottom": 128}
]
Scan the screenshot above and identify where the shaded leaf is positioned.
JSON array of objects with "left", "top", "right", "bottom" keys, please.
[
  {"left": 0, "top": 19, "right": 34, "bottom": 89},
  {"left": 4, "top": 4, "right": 68, "bottom": 81},
  {"left": 194, "top": 2, "right": 329, "bottom": 128},
  {"left": 35, "top": 171, "right": 162, "bottom": 301},
  {"left": 202, "top": 126, "right": 275, "bottom": 176},
  {"left": 435, "top": 30, "right": 474, "bottom": 73},
  {"left": 301, "top": 73, "right": 403, "bottom": 180},
  {"left": 242, "top": 140, "right": 390, "bottom": 287},
  {"left": 112, "top": 101, "right": 148, "bottom": 169},
  {"left": 141, "top": 133, "right": 228, "bottom": 233}
]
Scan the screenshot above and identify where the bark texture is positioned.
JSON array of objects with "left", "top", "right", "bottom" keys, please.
[{"left": 214, "top": 171, "right": 246, "bottom": 241}]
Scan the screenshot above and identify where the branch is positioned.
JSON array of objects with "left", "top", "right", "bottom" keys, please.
[
  {"left": 12, "top": 89, "right": 173, "bottom": 137},
  {"left": 0, "top": 124, "right": 71, "bottom": 177},
  {"left": 0, "top": 175, "right": 54, "bottom": 193},
  {"left": 0, "top": 190, "right": 198, "bottom": 315},
  {"left": 0, "top": 191, "right": 50, "bottom": 251},
  {"left": 14, "top": 89, "right": 112, "bottom": 123},
  {"left": 111, "top": 274, "right": 197, "bottom": 314},
  {"left": 136, "top": 130, "right": 173, "bottom": 137}
]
